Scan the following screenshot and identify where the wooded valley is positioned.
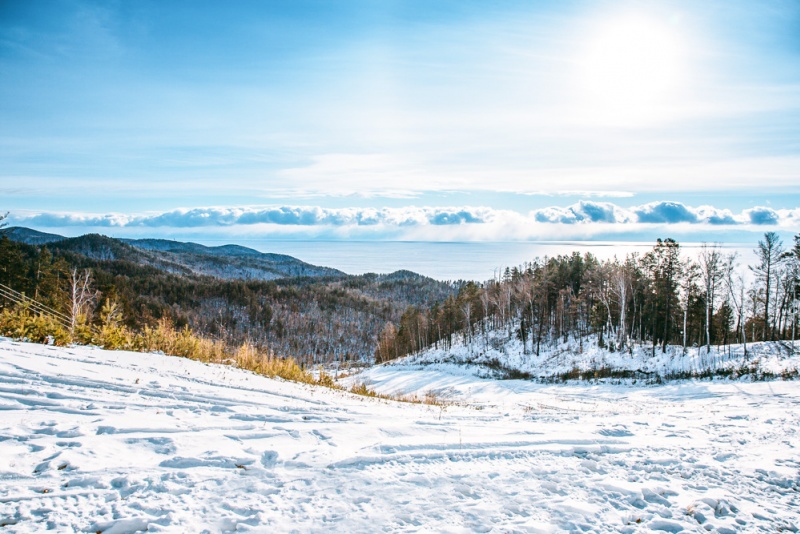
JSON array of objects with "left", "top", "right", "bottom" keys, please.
[{"left": 1, "top": 222, "right": 798, "bottom": 366}]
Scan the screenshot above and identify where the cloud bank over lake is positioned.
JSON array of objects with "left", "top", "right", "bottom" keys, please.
[
  {"left": 1, "top": 2, "right": 798, "bottom": 229},
  {"left": 10, "top": 201, "right": 799, "bottom": 242}
]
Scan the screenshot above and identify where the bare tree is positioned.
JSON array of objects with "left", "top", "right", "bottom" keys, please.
[
  {"left": 516, "top": 275, "right": 535, "bottom": 355},
  {"left": 751, "top": 232, "right": 785, "bottom": 340},
  {"left": 609, "top": 257, "right": 635, "bottom": 351},
  {"left": 724, "top": 254, "right": 748, "bottom": 358},
  {"left": 698, "top": 243, "right": 724, "bottom": 353},
  {"left": 489, "top": 274, "right": 510, "bottom": 338},
  {"left": 479, "top": 287, "right": 491, "bottom": 351},
  {"left": 70, "top": 268, "right": 98, "bottom": 331},
  {"left": 773, "top": 263, "right": 794, "bottom": 338},
  {"left": 791, "top": 255, "right": 798, "bottom": 353},
  {"left": 593, "top": 263, "right": 615, "bottom": 345},
  {"left": 679, "top": 259, "right": 699, "bottom": 354},
  {"left": 460, "top": 299, "right": 472, "bottom": 345},
  {"left": 792, "top": 277, "right": 798, "bottom": 353}
]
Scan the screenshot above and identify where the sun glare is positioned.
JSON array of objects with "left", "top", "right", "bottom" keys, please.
[{"left": 577, "top": 14, "right": 686, "bottom": 126}]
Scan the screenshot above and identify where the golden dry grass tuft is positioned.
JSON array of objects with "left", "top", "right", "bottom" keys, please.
[
  {"left": 348, "top": 381, "right": 446, "bottom": 406},
  {"left": 0, "top": 302, "right": 444, "bottom": 404}
]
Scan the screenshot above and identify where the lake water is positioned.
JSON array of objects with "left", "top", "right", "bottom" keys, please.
[{"left": 242, "top": 241, "right": 757, "bottom": 281}]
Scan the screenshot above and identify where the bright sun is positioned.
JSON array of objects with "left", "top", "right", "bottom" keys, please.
[{"left": 577, "top": 14, "right": 686, "bottom": 126}]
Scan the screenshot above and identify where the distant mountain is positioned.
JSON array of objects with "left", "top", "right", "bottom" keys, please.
[
  {"left": 2, "top": 226, "right": 66, "bottom": 245},
  {"left": 4, "top": 227, "right": 344, "bottom": 281},
  {"left": 371, "top": 269, "right": 429, "bottom": 282},
  {"left": 123, "top": 238, "right": 264, "bottom": 257},
  {"left": 51, "top": 234, "right": 149, "bottom": 261},
  {"left": 123, "top": 237, "right": 345, "bottom": 280}
]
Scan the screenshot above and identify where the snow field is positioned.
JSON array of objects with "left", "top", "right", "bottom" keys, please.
[
  {"left": 396, "top": 326, "right": 800, "bottom": 380},
  {"left": 1, "top": 338, "right": 799, "bottom": 532}
]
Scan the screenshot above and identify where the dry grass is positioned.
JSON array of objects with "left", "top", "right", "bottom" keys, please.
[
  {"left": 1, "top": 303, "right": 442, "bottom": 404},
  {"left": 234, "top": 342, "right": 319, "bottom": 384},
  {"left": 348, "top": 381, "right": 446, "bottom": 406},
  {"left": 133, "top": 319, "right": 226, "bottom": 363}
]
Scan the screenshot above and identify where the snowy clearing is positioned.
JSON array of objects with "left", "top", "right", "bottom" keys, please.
[
  {"left": 1, "top": 338, "right": 799, "bottom": 533},
  {"left": 388, "top": 326, "right": 800, "bottom": 381}
]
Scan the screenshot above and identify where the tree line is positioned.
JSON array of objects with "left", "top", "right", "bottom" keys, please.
[
  {"left": 1, "top": 217, "right": 797, "bottom": 366},
  {"left": 376, "top": 233, "right": 800, "bottom": 362},
  {"left": 0, "top": 227, "right": 457, "bottom": 364}
]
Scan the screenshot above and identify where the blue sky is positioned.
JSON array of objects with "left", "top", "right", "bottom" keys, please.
[{"left": 1, "top": 0, "right": 799, "bottom": 243}]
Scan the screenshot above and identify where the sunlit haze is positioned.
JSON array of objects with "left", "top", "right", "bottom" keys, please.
[
  {"left": 1, "top": 0, "right": 798, "bottom": 246},
  {"left": 577, "top": 13, "right": 687, "bottom": 126}
]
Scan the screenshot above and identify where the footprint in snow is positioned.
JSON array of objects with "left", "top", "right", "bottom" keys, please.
[
  {"left": 597, "top": 427, "right": 634, "bottom": 437},
  {"left": 312, "top": 429, "right": 336, "bottom": 446},
  {"left": 125, "top": 437, "right": 176, "bottom": 455},
  {"left": 261, "top": 450, "right": 279, "bottom": 468}
]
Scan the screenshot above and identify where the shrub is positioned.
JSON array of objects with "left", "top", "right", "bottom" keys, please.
[
  {"left": 0, "top": 305, "right": 70, "bottom": 346},
  {"left": 349, "top": 382, "right": 375, "bottom": 396},
  {"left": 71, "top": 320, "right": 94, "bottom": 345},
  {"left": 97, "top": 300, "right": 132, "bottom": 350}
]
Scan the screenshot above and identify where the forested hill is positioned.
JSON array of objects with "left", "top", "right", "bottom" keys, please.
[
  {"left": 6, "top": 227, "right": 343, "bottom": 280},
  {"left": 2, "top": 226, "right": 64, "bottom": 245},
  {"left": 0, "top": 229, "right": 458, "bottom": 363},
  {"left": 373, "top": 234, "right": 800, "bottom": 373},
  {"left": 6, "top": 228, "right": 797, "bottom": 371},
  {"left": 121, "top": 238, "right": 345, "bottom": 280}
]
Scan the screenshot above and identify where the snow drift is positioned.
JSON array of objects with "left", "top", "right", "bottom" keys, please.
[{"left": 1, "top": 338, "right": 799, "bottom": 532}]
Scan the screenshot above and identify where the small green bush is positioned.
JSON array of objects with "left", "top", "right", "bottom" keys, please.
[
  {"left": 0, "top": 306, "right": 70, "bottom": 346},
  {"left": 96, "top": 299, "right": 133, "bottom": 350}
]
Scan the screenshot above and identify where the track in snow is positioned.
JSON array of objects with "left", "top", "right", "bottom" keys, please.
[{"left": 1, "top": 339, "right": 799, "bottom": 532}]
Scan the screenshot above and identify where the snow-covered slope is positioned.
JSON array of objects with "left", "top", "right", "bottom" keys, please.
[
  {"left": 389, "top": 324, "right": 800, "bottom": 381},
  {"left": 2, "top": 338, "right": 799, "bottom": 532}
]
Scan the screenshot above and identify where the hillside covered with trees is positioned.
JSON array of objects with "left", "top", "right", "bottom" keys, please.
[
  {"left": 1, "top": 216, "right": 798, "bottom": 371},
  {"left": 375, "top": 233, "right": 800, "bottom": 365},
  {"left": 0, "top": 225, "right": 457, "bottom": 364}
]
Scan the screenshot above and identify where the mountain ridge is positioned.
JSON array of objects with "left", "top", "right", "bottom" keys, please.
[{"left": 3, "top": 226, "right": 345, "bottom": 281}]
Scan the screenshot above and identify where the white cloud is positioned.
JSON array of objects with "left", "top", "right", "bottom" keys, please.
[
  {"left": 268, "top": 151, "right": 800, "bottom": 198},
  {"left": 9, "top": 201, "right": 800, "bottom": 244},
  {"left": 531, "top": 201, "right": 634, "bottom": 224}
]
